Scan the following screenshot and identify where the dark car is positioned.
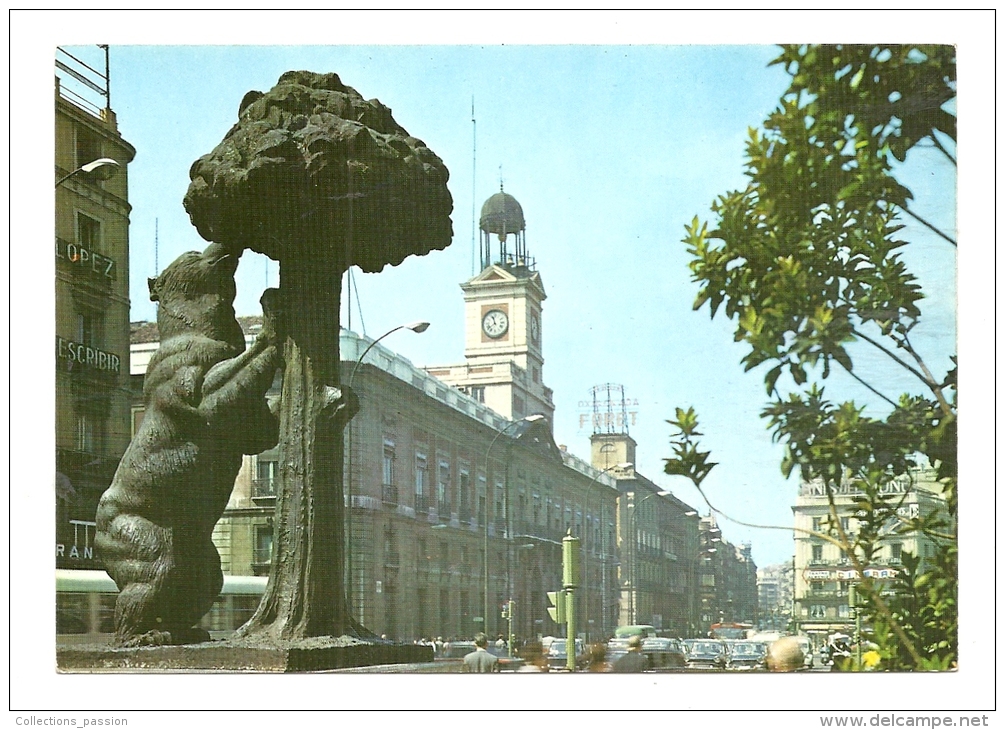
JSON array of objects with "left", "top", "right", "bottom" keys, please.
[
  {"left": 727, "top": 640, "right": 767, "bottom": 671},
  {"left": 683, "top": 639, "right": 729, "bottom": 670},
  {"left": 641, "top": 637, "right": 688, "bottom": 671},
  {"left": 547, "top": 638, "right": 588, "bottom": 670}
]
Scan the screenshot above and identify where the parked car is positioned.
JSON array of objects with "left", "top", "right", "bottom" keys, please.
[
  {"left": 683, "top": 639, "right": 729, "bottom": 670},
  {"left": 727, "top": 640, "right": 768, "bottom": 671},
  {"left": 641, "top": 637, "right": 688, "bottom": 671}
]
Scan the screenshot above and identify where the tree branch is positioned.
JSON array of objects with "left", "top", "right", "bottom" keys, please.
[
  {"left": 901, "top": 331, "right": 955, "bottom": 418},
  {"left": 835, "top": 358, "right": 900, "bottom": 408},
  {"left": 928, "top": 133, "right": 957, "bottom": 168},
  {"left": 899, "top": 205, "right": 957, "bottom": 247},
  {"left": 851, "top": 327, "right": 936, "bottom": 390}
]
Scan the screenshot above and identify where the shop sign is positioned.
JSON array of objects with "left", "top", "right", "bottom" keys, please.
[
  {"left": 56, "top": 239, "right": 117, "bottom": 279},
  {"left": 806, "top": 570, "right": 831, "bottom": 580},
  {"left": 56, "top": 337, "right": 121, "bottom": 374},
  {"left": 57, "top": 519, "right": 96, "bottom": 562}
]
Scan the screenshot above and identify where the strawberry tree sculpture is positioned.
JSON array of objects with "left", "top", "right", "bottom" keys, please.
[{"left": 184, "top": 71, "right": 452, "bottom": 642}]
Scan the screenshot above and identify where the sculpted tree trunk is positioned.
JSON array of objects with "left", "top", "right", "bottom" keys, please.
[{"left": 184, "top": 71, "right": 452, "bottom": 641}]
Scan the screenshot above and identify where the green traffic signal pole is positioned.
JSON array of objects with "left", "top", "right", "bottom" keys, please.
[{"left": 563, "top": 530, "right": 580, "bottom": 672}]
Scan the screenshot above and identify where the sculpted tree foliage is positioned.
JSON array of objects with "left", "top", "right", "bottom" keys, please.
[
  {"left": 671, "top": 45, "right": 956, "bottom": 670},
  {"left": 184, "top": 71, "right": 452, "bottom": 642}
]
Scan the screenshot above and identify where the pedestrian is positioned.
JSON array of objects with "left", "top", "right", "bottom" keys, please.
[
  {"left": 610, "top": 634, "right": 649, "bottom": 673},
  {"left": 766, "top": 636, "right": 805, "bottom": 672},
  {"left": 515, "top": 640, "right": 548, "bottom": 672},
  {"left": 434, "top": 636, "right": 444, "bottom": 657},
  {"left": 463, "top": 632, "right": 500, "bottom": 673},
  {"left": 495, "top": 634, "right": 507, "bottom": 651}
]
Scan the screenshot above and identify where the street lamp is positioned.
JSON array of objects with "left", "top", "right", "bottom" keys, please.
[
  {"left": 483, "top": 413, "right": 545, "bottom": 642},
  {"left": 55, "top": 157, "right": 120, "bottom": 187},
  {"left": 343, "top": 321, "right": 430, "bottom": 618},
  {"left": 582, "top": 461, "right": 632, "bottom": 642}
]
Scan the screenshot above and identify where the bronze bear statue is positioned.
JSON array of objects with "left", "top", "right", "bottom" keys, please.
[{"left": 95, "top": 242, "right": 283, "bottom": 647}]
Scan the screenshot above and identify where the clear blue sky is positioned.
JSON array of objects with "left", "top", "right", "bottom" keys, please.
[
  {"left": 12, "top": 11, "right": 995, "bottom": 711},
  {"left": 62, "top": 42, "right": 958, "bottom": 572}
]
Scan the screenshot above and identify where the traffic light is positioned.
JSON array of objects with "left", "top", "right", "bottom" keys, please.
[{"left": 547, "top": 590, "right": 566, "bottom": 624}]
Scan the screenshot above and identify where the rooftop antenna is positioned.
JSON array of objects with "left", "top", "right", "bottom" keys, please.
[{"left": 471, "top": 96, "right": 476, "bottom": 277}]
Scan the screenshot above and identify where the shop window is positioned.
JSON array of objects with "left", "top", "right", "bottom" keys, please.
[{"left": 809, "top": 605, "right": 826, "bottom": 619}]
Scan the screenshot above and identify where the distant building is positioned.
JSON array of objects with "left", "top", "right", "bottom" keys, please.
[
  {"left": 55, "top": 47, "right": 135, "bottom": 569},
  {"left": 757, "top": 562, "right": 794, "bottom": 631},
  {"left": 791, "top": 466, "right": 950, "bottom": 642}
]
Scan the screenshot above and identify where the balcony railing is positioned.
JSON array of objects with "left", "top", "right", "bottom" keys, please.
[
  {"left": 415, "top": 494, "right": 429, "bottom": 513},
  {"left": 381, "top": 485, "right": 399, "bottom": 505},
  {"left": 251, "top": 478, "right": 277, "bottom": 503}
]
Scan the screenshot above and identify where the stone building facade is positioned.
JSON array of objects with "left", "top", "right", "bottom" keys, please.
[
  {"left": 697, "top": 515, "right": 758, "bottom": 633},
  {"left": 55, "top": 48, "right": 135, "bottom": 569},
  {"left": 791, "top": 466, "right": 949, "bottom": 643}
]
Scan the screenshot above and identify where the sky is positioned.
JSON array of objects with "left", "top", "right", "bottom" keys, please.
[{"left": 12, "top": 9, "right": 997, "bottom": 717}]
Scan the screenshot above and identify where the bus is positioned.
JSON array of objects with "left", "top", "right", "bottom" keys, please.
[
  {"left": 56, "top": 569, "right": 267, "bottom": 644},
  {"left": 709, "top": 622, "right": 754, "bottom": 641}
]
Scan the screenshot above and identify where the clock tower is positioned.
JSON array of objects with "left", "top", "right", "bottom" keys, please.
[{"left": 424, "top": 186, "right": 554, "bottom": 424}]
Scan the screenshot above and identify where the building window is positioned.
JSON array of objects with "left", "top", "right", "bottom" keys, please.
[
  {"left": 532, "top": 366, "right": 540, "bottom": 384},
  {"left": 75, "top": 412, "right": 103, "bottom": 453},
  {"left": 809, "top": 605, "right": 826, "bottom": 619},
  {"left": 812, "top": 517, "right": 823, "bottom": 533},
  {"left": 513, "top": 395, "right": 525, "bottom": 417},
  {"left": 840, "top": 516, "right": 851, "bottom": 532},
  {"left": 75, "top": 125, "right": 102, "bottom": 170},
  {"left": 470, "top": 386, "right": 485, "bottom": 403},
  {"left": 255, "top": 459, "right": 277, "bottom": 498},
  {"left": 77, "top": 212, "right": 102, "bottom": 252},
  {"left": 382, "top": 441, "right": 395, "bottom": 486},
  {"left": 439, "top": 542, "right": 449, "bottom": 571},
  {"left": 254, "top": 525, "right": 273, "bottom": 567},
  {"left": 437, "top": 460, "right": 451, "bottom": 518},
  {"left": 458, "top": 470, "right": 470, "bottom": 522},
  {"left": 890, "top": 543, "right": 903, "bottom": 563},
  {"left": 414, "top": 454, "right": 428, "bottom": 511},
  {"left": 838, "top": 604, "right": 851, "bottom": 619},
  {"left": 130, "top": 406, "right": 145, "bottom": 438},
  {"left": 811, "top": 544, "right": 823, "bottom": 562},
  {"left": 76, "top": 311, "right": 103, "bottom": 347}
]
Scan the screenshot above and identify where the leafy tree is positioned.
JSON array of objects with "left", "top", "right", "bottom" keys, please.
[{"left": 670, "top": 45, "right": 956, "bottom": 670}]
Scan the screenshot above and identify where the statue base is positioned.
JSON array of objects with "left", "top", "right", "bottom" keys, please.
[{"left": 57, "top": 636, "right": 434, "bottom": 673}]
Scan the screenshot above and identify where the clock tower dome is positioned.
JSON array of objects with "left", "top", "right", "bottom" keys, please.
[{"left": 424, "top": 186, "right": 554, "bottom": 424}]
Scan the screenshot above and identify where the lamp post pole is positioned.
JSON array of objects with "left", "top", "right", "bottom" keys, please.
[
  {"left": 343, "top": 321, "right": 429, "bottom": 619},
  {"left": 483, "top": 414, "right": 544, "bottom": 642},
  {"left": 582, "top": 461, "right": 631, "bottom": 642}
]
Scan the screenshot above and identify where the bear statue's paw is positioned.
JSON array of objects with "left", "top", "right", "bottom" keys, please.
[{"left": 320, "top": 385, "right": 359, "bottom": 423}]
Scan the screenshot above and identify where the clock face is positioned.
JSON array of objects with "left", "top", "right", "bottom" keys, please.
[
  {"left": 482, "top": 309, "right": 509, "bottom": 338},
  {"left": 530, "top": 314, "right": 540, "bottom": 343}
]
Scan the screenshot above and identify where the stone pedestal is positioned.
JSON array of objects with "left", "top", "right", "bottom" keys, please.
[{"left": 57, "top": 637, "right": 433, "bottom": 673}]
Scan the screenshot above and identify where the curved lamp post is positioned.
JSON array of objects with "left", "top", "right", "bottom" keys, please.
[
  {"left": 55, "top": 157, "right": 120, "bottom": 188},
  {"left": 483, "top": 413, "right": 545, "bottom": 642},
  {"left": 343, "top": 321, "right": 429, "bottom": 620},
  {"left": 581, "top": 461, "right": 632, "bottom": 642}
]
